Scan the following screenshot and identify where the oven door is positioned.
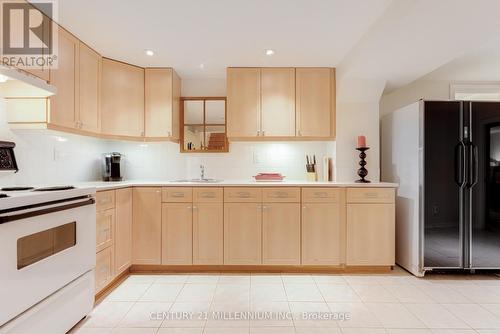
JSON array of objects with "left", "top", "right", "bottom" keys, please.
[{"left": 0, "top": 197, "right": 96, "bottom": 326}]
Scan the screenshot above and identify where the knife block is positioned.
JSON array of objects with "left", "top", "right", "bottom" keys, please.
[{"left": 306, "top": 171, "right": 317, "bottom": 182}]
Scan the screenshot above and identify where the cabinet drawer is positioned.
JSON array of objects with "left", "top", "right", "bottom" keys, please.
[
  {"left": 96, "top": 208, "right": 115, "bottom": 252},
  {"left": 162, "top": 187, "right": 193, "bottom": 202},
  {"left": 224, "top": 187, "right": 262, "bottom": 202},
  {"left": 346, "top": 188, "right": 395, "bottom": 204},
  {"left": 262, "top": 188, "right": 300, "bottom": 202},
  {"left": 95, "top": 246, "right": 114, "bottom": 293},
  {"left": 302, "top": 188, "right": 340, "bottom": 203},
  {"left": 96, "top": 190, "right": 115, "bottom": 211},
  {"left": 193, "top": 188, "right": 223, "bottom": 202}
]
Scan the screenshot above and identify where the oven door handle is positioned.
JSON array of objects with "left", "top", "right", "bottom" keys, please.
[{"left": 0, "top": 197, "right": 95, "bottom": 224}]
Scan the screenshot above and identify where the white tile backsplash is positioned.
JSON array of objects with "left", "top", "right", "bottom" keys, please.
[{"left": 0, "top": 98, "right": 336, "bottom": 185}]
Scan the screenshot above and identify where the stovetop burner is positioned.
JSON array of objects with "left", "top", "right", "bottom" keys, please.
[
  {"left": 33, "top": 186, "right": 76, "bottom": 192},
  {"left": 0, "top": 193, "right": 9, "bottom": 198},
  {"left": 1, "top": 186, "right": 34, "bottom": 191}
]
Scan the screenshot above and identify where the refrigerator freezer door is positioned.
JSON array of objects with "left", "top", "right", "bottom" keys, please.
[
  {"left": 423, "top": 101, "right": 465, "bottom": 269},
  {"left": 469, "top": 102, "right": 500, "bottom": 268}
]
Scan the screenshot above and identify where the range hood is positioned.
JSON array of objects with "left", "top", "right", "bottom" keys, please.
[{"left": 0, "top": 64, "right": 56, "bottom": 98}]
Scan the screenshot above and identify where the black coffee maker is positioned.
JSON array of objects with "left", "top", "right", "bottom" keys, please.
[{"left": 102, "top": 152, "right": 123, "bottom": 181}]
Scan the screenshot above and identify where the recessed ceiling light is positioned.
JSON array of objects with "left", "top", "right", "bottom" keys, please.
[
  {"left": 265, "top": 49, "right": 275, "bottom": 56},
  {"left": 0, "top": 74, "right": 9, "bottom": 83},
  {"left": 199, "top": 63, "right": 205, "bottom": 69},
  {"left": 145, "top": 49, "right": 154, "bottom": 56}
]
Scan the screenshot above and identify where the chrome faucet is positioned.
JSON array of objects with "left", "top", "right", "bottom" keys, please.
[{"left": 200, "top": 164, "right": 205, "bottom": 180}]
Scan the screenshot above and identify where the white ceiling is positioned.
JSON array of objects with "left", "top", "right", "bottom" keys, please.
[{"left": 51, "top": 0, "right": 392, "bottom": 79}]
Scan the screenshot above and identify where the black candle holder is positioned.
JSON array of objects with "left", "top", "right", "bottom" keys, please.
[{"left": 356, "top": 147, "right": 371, "bottom": 183}]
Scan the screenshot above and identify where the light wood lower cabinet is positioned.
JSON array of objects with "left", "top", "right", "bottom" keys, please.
[
  {"left": 115, "top": 188, "right": 132, "bottom": 275},
  {"left": 132, "top": 187, "right": 162, "bottom": 265},
  {"left": 224, "top": 203, "right": 262, "bottom": 265},
  {"left": 346, "top": 203, "right": 395, "bottom": 266},
  {"left": 95, "top": 245, "right": 114, "bottom": 293},
  {"left": 161, "top": 203, "right": 193, "bottom": 265},
  {"left": 193, "top": 203, "right": 223, "bottom": 265},
  {"left": 96, "top": 208, "right": 114, "bottom": 252},
  {"left": 262, "top": 203, "right": 301, "bottom": 265},
  {"left": 302, "top": 203, "right": 342, "bottom": 265}
]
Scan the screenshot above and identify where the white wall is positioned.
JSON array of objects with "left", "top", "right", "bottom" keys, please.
[{"left": 380, "top": 80, "right": 450, "bottom": 116}]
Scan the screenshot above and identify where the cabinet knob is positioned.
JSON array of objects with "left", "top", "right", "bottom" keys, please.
[
  {"left": 262, "top": 206, "right": 268, "bottom": 210},
  {"left": 257, "top": 130, "right": 260, "bottom": 136},
  {"left": 262, "top": 130, "right": 265, "bottom": 136},
  {"left": 193, "top": 206, "right": 198, "bottom": 210},
  {"left": 302, "top": 206, "right": 307, "bottom": 210}
]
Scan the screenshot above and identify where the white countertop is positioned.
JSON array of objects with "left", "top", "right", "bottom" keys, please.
[{"left": 76, "top": 180, "right": 398, "bottom": 191}]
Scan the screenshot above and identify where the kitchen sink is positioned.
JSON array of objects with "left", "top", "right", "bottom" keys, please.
[{"left": 171, "top": 179, "right": 222, "bottom": 183}]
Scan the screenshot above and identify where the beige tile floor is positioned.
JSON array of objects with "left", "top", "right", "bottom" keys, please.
[{"left": 70, "top": 267, "right": 500, "bottom": 334}]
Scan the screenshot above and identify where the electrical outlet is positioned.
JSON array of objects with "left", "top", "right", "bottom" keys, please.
[{"left": 432, "top": 205, "right": 439, "bottom": 216}]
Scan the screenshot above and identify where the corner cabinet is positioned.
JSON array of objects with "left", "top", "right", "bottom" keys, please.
[
  {"left": 226, "top": 67, "right": 336, "bottom": 140},
  {"left": 101, "top": 59, "right": 145, "bottom": 138}
]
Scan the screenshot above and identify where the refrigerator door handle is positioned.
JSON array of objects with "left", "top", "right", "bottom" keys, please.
[
  {"left": 454, "top": 142, "right": 466, "bottom": 188},
  {"left": 470, "top": 144, "right": 479, "bottom": 188}
]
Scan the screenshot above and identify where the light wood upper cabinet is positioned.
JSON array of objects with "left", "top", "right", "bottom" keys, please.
[
  {"left": 261, "top": 68, "right": 295, "bottom": 137},
  {"left": 262, "top": 203, "right": 301, "bottom": 265},
  {"left": 161, "top": 203, "right": 193, "bottom": 265},
  {"left": 193, "top": 203, "right": 223, "bottom": 265},
  {"left": 227, "top": 68, "right": 261, "bottom": 138},
  {"left": 49, "top": 27, "right": 79, "bottom": 129},
  {"left": 296, "top": 68, "right": 335, "bottom": 138},
  {"left": 115, "top": 188, "right": 132, "bottom": 275},
  {"left": 346, "top": 203, "right": 395, "bottom": 266},
  {"left": 227, "top": 67, "right": 335, "bottom": 140},
  {"left": 145, "top": 68, "right": 180, "bottom": 139},
  {"left": 78, "top": 42, "right": 101, "bottom": 132},
  {"left": 224, "top": 202, "right": 262, "bottom": 265},
  {"left": 132, "top": 187, "right": 162, "bottom": 265},
  {"left": 101, "top": 58, "right": 145, "bottom": 137}
]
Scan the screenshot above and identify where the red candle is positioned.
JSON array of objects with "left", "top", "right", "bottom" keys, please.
[{"left": 357, "top": 135, "right": 366, "bottom": 148}]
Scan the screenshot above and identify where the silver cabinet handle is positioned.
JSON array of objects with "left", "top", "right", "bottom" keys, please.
[
  {"left": 298, "top": 130, "right": 302, "bottom": 136},
  {"left": 172, "top": 192, "right": 185, "bottom": 197},
  {"left": 302, "top": 206, "right": 307, "bottom": 210},
  {"left": 365, "top": 192, "right": 378, "bottom": 198},
  {"left": 99, "top": 197, "right": 111, "bottom": 204},
  {"left": 187, "top": 206, "right": 192, "bottom": 210},
  {"left": 192, "top": 206, "right": 198, "bottom": 211},
  {"left": 271, "top": 191, "right": 289, "bottom": 198},
  {"left": 200, "top": 193, "right": 215, "bottom": 198},
  {"left": 236, "top": 192, "right": 251, "bottom": 198},
  {"left": 262, "top": 206, "right": 268, "bottom": 210},
  {"left": 313, "top": 192, "right": 328, "bottom": 198},
  {"left": 262, "top": 130, "right": 265, "bottom": 136},
  {"left": 257, "top": 130, "right": 260, "bottom": 136}
]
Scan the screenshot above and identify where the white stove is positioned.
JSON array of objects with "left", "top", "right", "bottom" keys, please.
[
  {"left": 0, "top": 185, "right": 96, "bottom": 210},
  {"left": 0, "top": 142, "right": 97, "bottom": 334}
]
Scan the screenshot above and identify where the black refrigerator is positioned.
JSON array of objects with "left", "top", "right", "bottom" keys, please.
[{"left": 424, "top": 100, "right": 500, "bottom": 270}]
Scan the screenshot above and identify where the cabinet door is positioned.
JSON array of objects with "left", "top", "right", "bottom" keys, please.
[
  {"left": 96, "top": 208, "right": 114, "bottom": 252},
  {"left": 302, "top": 203, "right": 341, "bottom": 265},
  {"left": 261, "top": 68, "right": 295, "bottom": 137},
  {"left": 115, "top": 188, "right": 132, "bottom": 275},
  {"left": 95, "top": 246, "right": 114, "bottom": 293},
  {"left": 49, "top": 27, "right": 78, "bottom": 129},
  {"left": 162, "top": 203, "right": 193, "bottom": 265},
  {"left": 193, "top": 203, "right": 223, "bottom": 265},
  {"left": 78, "top": 42, "right": 101, "bottom": 132},
  {"left": 346, "top": 203, "right": 395, "bottom": 266},
  {"left": 145, "top": 68, "right": 173, "bottom": 138},
  {"left": 296, "top": 68, "right": 334, "bottom": 137},
  {"left": 262, "top": 203, "right": 300, "bottom": 265},
  {"left": 132, "top": 187, "right": 162, "bottom": 264},
  {"left": 101, "top": 58, "right": 144, "bottom": 137},
  {"left": 227, "top": 68, "right": 261, "bottom": 138},
  {"left": 224, "top": 203, "right": 262, "bottom": 265}
]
